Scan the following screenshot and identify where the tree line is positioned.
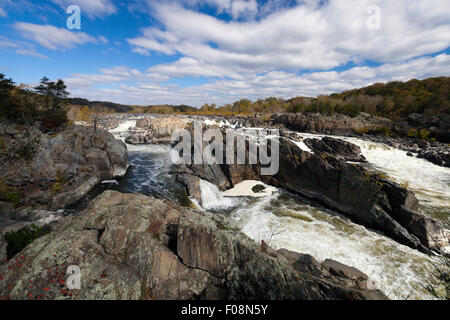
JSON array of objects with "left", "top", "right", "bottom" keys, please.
[
  {"left": 0, "top": 74, "right": 70, "bottom": 129},
  {"left": 192, "top": 77, "right": 449, "bottom": 120}
]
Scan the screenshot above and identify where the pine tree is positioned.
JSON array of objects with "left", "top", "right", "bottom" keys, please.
[
  {"left": 33, "top": 76, "right": 52, "bottom": 111},
  {"left": 51, "top": 79, "right": 69, "bottom": 110}
]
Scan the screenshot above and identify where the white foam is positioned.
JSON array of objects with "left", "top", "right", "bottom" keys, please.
[
  {"left": 110, "top": 120, "right": 137, "bottom": 134},
  {"left": 230, "top": 193, "right": 438, "bottom": 300},
  {"left": 291, "top": 132, "right": 450, "bottom": 216},
  {"left": 199, "top": 180, "right": 242, "bottom": 211},
  {"left": 224, "top": 180, "right": 277, "bottom": 198}
]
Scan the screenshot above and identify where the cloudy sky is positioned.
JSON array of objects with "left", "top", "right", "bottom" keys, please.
[{"left": 0, "top": 0, "right": 449, "bottom": 107}]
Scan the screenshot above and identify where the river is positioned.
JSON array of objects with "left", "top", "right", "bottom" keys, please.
[{"left": 105, "top": 117, "right": 449, "bottom": 300}]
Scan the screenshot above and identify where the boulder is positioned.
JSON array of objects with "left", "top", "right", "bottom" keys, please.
[
  {"left": 304, "top": 137, "right": 367, "bottom": 162},
  {"left": 126, "top": 116, "right": 188, "bottom": 145},
  {"left": 418, "top": 148, "right": 450, "bottom": 168},
  {"left": 176, "top": 174, "right": 202, "bottom": 204},
  {"left": 0, "top": 123, "right": 128, "bottom": 227},
  {"left": 322, "top": 259, "right": 368, "bottom": 282},
  {"left": 0, "top": 191, "right": 387, "bottom": 300}
]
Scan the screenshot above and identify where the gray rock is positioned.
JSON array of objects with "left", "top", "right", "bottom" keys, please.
[
  {"left": 304, "top": 137, "right": 367, "bottom": 162},
  {"left": 322, "top": 259, "right": 368, "bottom": 281},
  {"left": 272, "top": 113, "right": 392, "bottom": 135},
  {"left": 0, "top": 123, "right": 128, "bottom": 215},
  {"left": 126, "top": 116, "right": 187, "bottom": 145},
  {"left": 176, "top": 134, "right": 448, "bottom": 253},
  {"left": 176, "top": 174, "right": 202, "bottom": 204},
  {"left": 0, "top": 191, "right": 387, "bottom": 300}
]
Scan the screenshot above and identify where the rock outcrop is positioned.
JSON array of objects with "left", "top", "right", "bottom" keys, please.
[
  {"left": 417, "top": 147, "right": 450, "bottom": 168},
  {"left": 126, "top": 116, "right": 188, "bottom": 144},
  {"left": 403, "top": 113, "right": 450, "bottom": 143},
  {"left": 304, "top": 136, "right": 367, "bottom": 162},
  {"left": 0, "top": 123, "right": 128, "bottom": 231},
  {"left": 271, "top": 113, "right": 392, "bottom": 135},
  {"left": 0, "top": 190, "right": 386, "bottom": 300},
  {"left": 174, "top": 132, "right": 449, "bottom": 253}
]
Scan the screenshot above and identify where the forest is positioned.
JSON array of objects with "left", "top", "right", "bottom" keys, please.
[
  {"left": 194, "top": 77, "right": 449, "bottom": 120},
  {"left": 1, "top": 75, "right": 449, "bottom": 125},
  {"left": 0, "top": 74, "right": 69, "bottom": 130}
]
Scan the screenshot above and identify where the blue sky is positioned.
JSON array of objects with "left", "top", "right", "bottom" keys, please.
[{"left": 0, "top": 0, "right": 449, "bottom": 107}]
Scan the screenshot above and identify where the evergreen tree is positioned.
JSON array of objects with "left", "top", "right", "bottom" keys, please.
[
  {"left": 51, "top": 79, "right": 69, "bottom": 110},
  {"left": 33, "top": 76, "right": 52, "bottom": 111}
]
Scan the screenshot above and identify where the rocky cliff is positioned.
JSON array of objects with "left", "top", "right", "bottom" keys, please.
[
  {"left": 174, "top": 130, "right": 449, "bottom": 254},
  {"left": 0, "top": 190, "right": 386, "bottom": 300},
  {"left": 0, "top": 123, "right": 128, "bottom": 232},
  {"left": 270, "top": 113, "right": 392, "bottom": 135}
]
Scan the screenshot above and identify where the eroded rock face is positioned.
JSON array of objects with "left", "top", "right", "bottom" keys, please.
[
  {"left": 126, "top": 116, "right": 188, "bottom": 144},
  {"left": 175, "top": 133, "right": 448, "bottom": 253},
  {"left": 0, "top": 191, "right": 386, "bottom": 300},
  {"left": 272, "top": 113, "right": 392, "bottom": 135},
  {"left": 304, "top": 137, "right": 367, "bottom": 162},
  {"left": 405, "top": 113, "right": 450, "bottom": 143},
  {"left": 0, "top": 123, "right": 128, "bottom": 228}
]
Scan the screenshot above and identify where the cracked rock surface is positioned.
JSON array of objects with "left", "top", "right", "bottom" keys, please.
[{"left": 0, "top": 190, "right": 386, "bottom": 300}]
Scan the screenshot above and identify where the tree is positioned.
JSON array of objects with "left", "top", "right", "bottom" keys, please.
[
  {"left": 0, "top": 73, "right": 15, "bottom": 102},
  {"left": 51, "top": 79, "right": 69, "bottom": 110},
  {"left": 33, "top": 76, "right": 52, "bottom": 112}
]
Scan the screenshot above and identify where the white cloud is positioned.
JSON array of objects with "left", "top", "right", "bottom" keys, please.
[
  {"left": 98, "top": 35, "right": 109, "bottom": 44},
  {"left": 0, "top": 36, "right": 48, "bottom": 59},
  {"left": 0, "top": 36, "right": 18, "bottom": 49},
  {"left": 147, "top": 57, "right": 245, "bottom": 80},
  {"left": 50, "top": 0, "right": 116, "bottom": 18},
  {"left": 128, "top": 0, "right": 450, "bottom": 77},
  {"left": 181, "top": 0, "right": 259, "bottom": 19},
  {"left": 230, "top": 0, "right": 258, "bottom": 19},
  {"left": 0, "top": 7, "right": 7, "bottom": 17},
  {"left": 64, "top": 54, "right": 450, "bottom": 107},
  {"left": 14, "top": 22, "right": 98, "bottom": 50}
]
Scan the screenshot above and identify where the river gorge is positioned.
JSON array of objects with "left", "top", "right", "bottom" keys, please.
[
  {"left": 100, "top": 115, "right": 449, "bottom": 300},
  {"left": 0, "top": 114, "right": 448, "bottom": 300}
]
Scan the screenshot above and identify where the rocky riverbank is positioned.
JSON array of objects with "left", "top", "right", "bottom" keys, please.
[
  {"left": 0, "top": 122, "right": 128, "bottom": 233},
  {"left": 0, "top": 190, "right": 386, "bottom": 300},
  {"left": 173, "top": 124, "right": 449, "bottom": 254},
  {"left": 203, "top": 113, "right": 450, "bottom": 168}
]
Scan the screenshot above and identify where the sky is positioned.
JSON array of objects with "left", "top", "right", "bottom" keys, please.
[{"left": 0, "top": 0, "right": 449, "bottom": 107}]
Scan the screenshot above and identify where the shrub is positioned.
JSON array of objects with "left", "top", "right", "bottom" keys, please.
[
  {"left": 354, "top": 128, "right": 369, "bottom": 135},
  {"left": 4, "top": 224, "right": 50, "bottom": 259},
  {"left": 419, "top": 129, "right": 430, "bottom": 140},
  {"left": 53, "top": 181, "right": 62, "bottom": 193},
  {"left": 40, "top": 109, "right": 68, "bottom": 130}
]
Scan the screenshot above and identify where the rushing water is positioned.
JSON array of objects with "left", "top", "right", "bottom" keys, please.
[
  {"left": 105, "top": 118, "right": 449, "bottom": 300},
  {"left": 297, "top": 132, "right": 450, "bottom": 224}
]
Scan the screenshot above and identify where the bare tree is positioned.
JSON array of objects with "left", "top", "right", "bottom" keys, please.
[{"left": 265, "top": 221, "right": 287, "bottom": 246}]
